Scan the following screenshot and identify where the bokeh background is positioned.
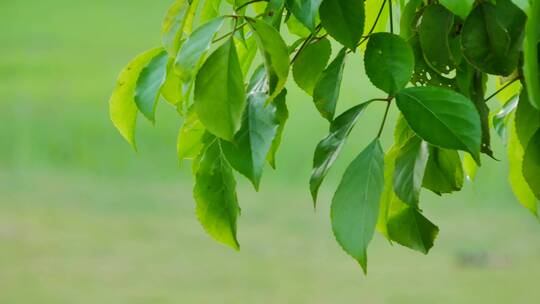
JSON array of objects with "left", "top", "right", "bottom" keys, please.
[{"left": 2, "top": 0, "right": 540, "bottom": 303}]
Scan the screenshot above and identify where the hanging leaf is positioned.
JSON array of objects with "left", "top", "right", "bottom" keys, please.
[
  {"left": 221, "top": 93, "right": 279, "bottom": 190},
  {"left": 422, "top": 147, "right": 464, "bottom": 195},
  {"left": 267, "top": 89, "right": 289, "bottom": 168},
  {"left": 523, "top": 0, "right": 540, "bottom": 109},
  {"left": 439, "top": 0, "right": 474, "bottom": 20},
  {"left": 194, "top": 38, "right": 246, "bottom": 141},
  {"left": 395, "top": 86, "right": 482, "bottom": 163},
  {"left": 200, "top": 0, "right": 223, "bottom": 24},
  {"left": 175, "top": 17, "right": 226, "bottom": 82},
  {"left": 418, "top": 4, "right": 456, "bottom": 74},
  {"left": 110, "top": 48, "right": 165, "bottom": 149},
  {"left": 286, "top": 0, "right": 323, "bottom": 31},
  {"left": 319, "top": 0, "right": 365, "bottom": 50},
  {"left": 393, "top": 136, "right": 429, "bottom": 207},
  {"left": 310, "top": 101, "right": 372, "bottom": 204},
  {"left": 313, "top": 48, "right": 347, "bottom": 121},
  {"left": 461, "top": 0, "right": 526, "bottom": 76},
  {"left": 194, "top": 139, "right": 241, "bottom": 249},
  {"left": 292, "top": 37, "right": 332, "bottom": 95},
  {"left": 523, "top": 130, "right": 540, "bottom": 200},
  {"left": 364, "top": 33, "right": 414, "bottom": 95},
  {"left": 178, "top": 107, "right": 206, "bottom": 161},
  {"left": 331, "top": 139, "right": 384, "bottom": 273},
  {"left": 135, "top": 50, "right": 169, "bottom": 122},
  {"left": 248, "top": 18, "right": 290, "bottom": 97},
  {"left": 161, "top": 0, "right": 199, "bottom": 55},
  {"left": 387, "top": 205, "right": 439, "bottom": 254}
]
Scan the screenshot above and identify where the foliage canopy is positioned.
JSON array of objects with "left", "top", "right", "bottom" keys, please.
[{"left": 110, "top": 0, "right": 540, "bottom": 273}]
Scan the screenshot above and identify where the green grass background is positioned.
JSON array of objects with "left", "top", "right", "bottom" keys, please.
[{"left": 1, "top": 0, "right": 540, "bottom": 303}]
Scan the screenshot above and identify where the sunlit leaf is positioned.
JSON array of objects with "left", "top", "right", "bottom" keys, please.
[
  {"left": 292, "top": 37, "right": 332, "bottom": 95},
  {"left": 194, "top": 38, "right": 246, "bottom": 141}
]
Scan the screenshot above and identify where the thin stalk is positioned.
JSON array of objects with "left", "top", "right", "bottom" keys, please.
[{"left": 484, "top": 77, "right": 520, "bottom": 102}]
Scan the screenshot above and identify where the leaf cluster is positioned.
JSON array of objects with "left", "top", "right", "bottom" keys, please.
[{"left": 110, "top": 0, "right": 540, "bottom": 272}]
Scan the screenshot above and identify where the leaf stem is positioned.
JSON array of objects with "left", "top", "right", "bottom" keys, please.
[
  {"left": 388, "top": 0, "right": 394, "bottom": 34},
  {"left": 484, "top": 77, "right": 520, "bottom": 102},
  {"left": 236, "top": 0, "right": 268, "bottom": 11},
  {"left": 350, "top": 0, "right": 387, "bottom": 52},
  {"left": 291, "top": 24, "right": 323, "bottom": 64},
  {"left": 376, "top": 98, "right": 393, "bottom": 138},
  {"left": 212, "top": 22, "right": 247, "bottom": 43}
]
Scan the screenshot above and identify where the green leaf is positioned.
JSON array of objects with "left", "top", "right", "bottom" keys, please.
[
  {"left": 161, "top": 60, "right": 184, "bottom": 106},
  {"left": 523, "top": 129, "right": 540, "bottom": 200},
  {"left": 200, "top": 0, "right": 222, "bottom": 24},
  {"left": 310, "top": 101, "right": 372, "bottom": 204},
  {"left": 267, "top": 89, "right": 289, "bottom": 168},
  {"left": 319, "top": 0, "right": 365, "bottom": 50},
  {"left": 461, "top": 0, "right": 526, "bottom": 76},
  {"left": 194, "top": 38, "right": 246, "bottom": 141},
  {"left": 109, "top": 48, "right": 165, "bottom": 149},
  {"left": 286, "top": 0, "right": 323, "bottom": 31},
  {"left": 175, "top": 17, "right": 226, "bottom": 83},
  {"left": 331, "top": 139, "right": 384, "bottom": 273},
  {"left": 248, "top": 18, "right": 290, "bottom": 97},
  {"left": 264, "top": 0, "right": 286, "bottom": 29},
  {"left": 509, "top": 115, "right": 539, "bottom": 215},
  {"left": 387, "top": 206, "right": 439, "bottom": 254},
  {"left": 161, "top": 0, "right": 198, "bottom": 55},
  {"left": 193, "top": 139, "right": 241, "bottom": 250},
  {"left": 286, "top": 13, "right": 311, "bottom": 38},
  {"left": 395, "top": 86, "right": 482, "bottom": 163},
  {"left": 313, "top": 48, "right": 347, "bottom": 121},
  {"left": 515, "top": 91, "right": 540, "bottom": 148},
  {"left": 364, "top": 33, "right": 414, "bottom": 95},
  {"left": 135, "top": 50, "right": 169, "bottom": 122},
  {"left": 523, "top": 1, "right": 540, "bottom": 109},
  {"left": 439, "top": 0, "right": 474, "bottom": 19},
  {"left": 178, "top": 107, "right": 206, "bottom": 161},
  {"left": 418, "top": 4, "right": 456, "bottom": 74},
  {"left": 423, "top": 147, "right": 464, "bottom": 195},
  {"left": 292, "top": 37, "right": 332, "bottom": 95},
  {"left": 400, "top": 0, "right": 422, "bottom": 41},
  {"left": 221, "top": 93, "right": 279, "bottom": 190},
  {"left": 393, "top": 136, "right": 429, "bottom": 207}
]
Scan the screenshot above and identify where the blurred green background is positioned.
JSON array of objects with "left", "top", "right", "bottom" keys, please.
[{"left": 2, "top": 0, "right": 540, "bottom": 303}]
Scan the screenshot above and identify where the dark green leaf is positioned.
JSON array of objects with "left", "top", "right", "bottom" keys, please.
[
  {"left": 193, "top": 139, "right": 241, "bottom": 250},
  {"left": 175, "top": 17, "right": 226, "bottom": 82},
  {"left": 515, "top": 91, "right": 540, "bottom": 147},
  {"left": 319, "top": 0, "right": 365, "bottom": 50},
  {"left": 310, "top": 101, "right": 372, "bottom": 203},
  {"left": 393, "top": 136, "right": 429, "bottom": 206},
  {"left": 388, "top": 206, "right": 439, "bottom": 254},
  {"left": 221, "top": 93, "right": 279, "bottom": 190},
  {"left": 364, "top": 33, "right": 414, "bottom": 95},
  {"left": 135, "top": 50, "right": 169, "bottom": 122},
  {"left": 248, "top": 18, "right": 290, "bottom": 97},
  {"left": 313, "top": 48, "right": 347, "bottom": 121},
  {"left": 418, "top": 4, "right": 456, "bottom": 74},
  {"left": 267, "top": 89, "right": 289, "bottom": 168},
  {"left": 439, "top": 0, "right": 474, "bottom": 20},
  {"left": 292, "top": 37, "right": 332, "bottom": 95},
  {"left": 524, "top": 1, "right": 540, "bottom": 109},
  {"left": 400, "top": 0, "right": 422, "bottom": 41},
  {"left": 286, "top": 0, "right": 323, "bottom": 31},
  {"left": 331, "top": 139, "right": 384, "bottom": 273},
  {"left": 523, "top": 129, "right": 540, "bottom": 200},
  {"left": 461, "top": 0, "right": 526, "bottom": 76},
  {"left": 110, "top": 48, "right": 165, "bottom": 149},
  {"left": 422, "top": 147, "right": 464, "bottom": 195},
  {"left": 194, "top": 38, "right": 246, "bottom": 141},
  {"left": 395, "top": 86, "right": 482, "bottom": 163}
]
